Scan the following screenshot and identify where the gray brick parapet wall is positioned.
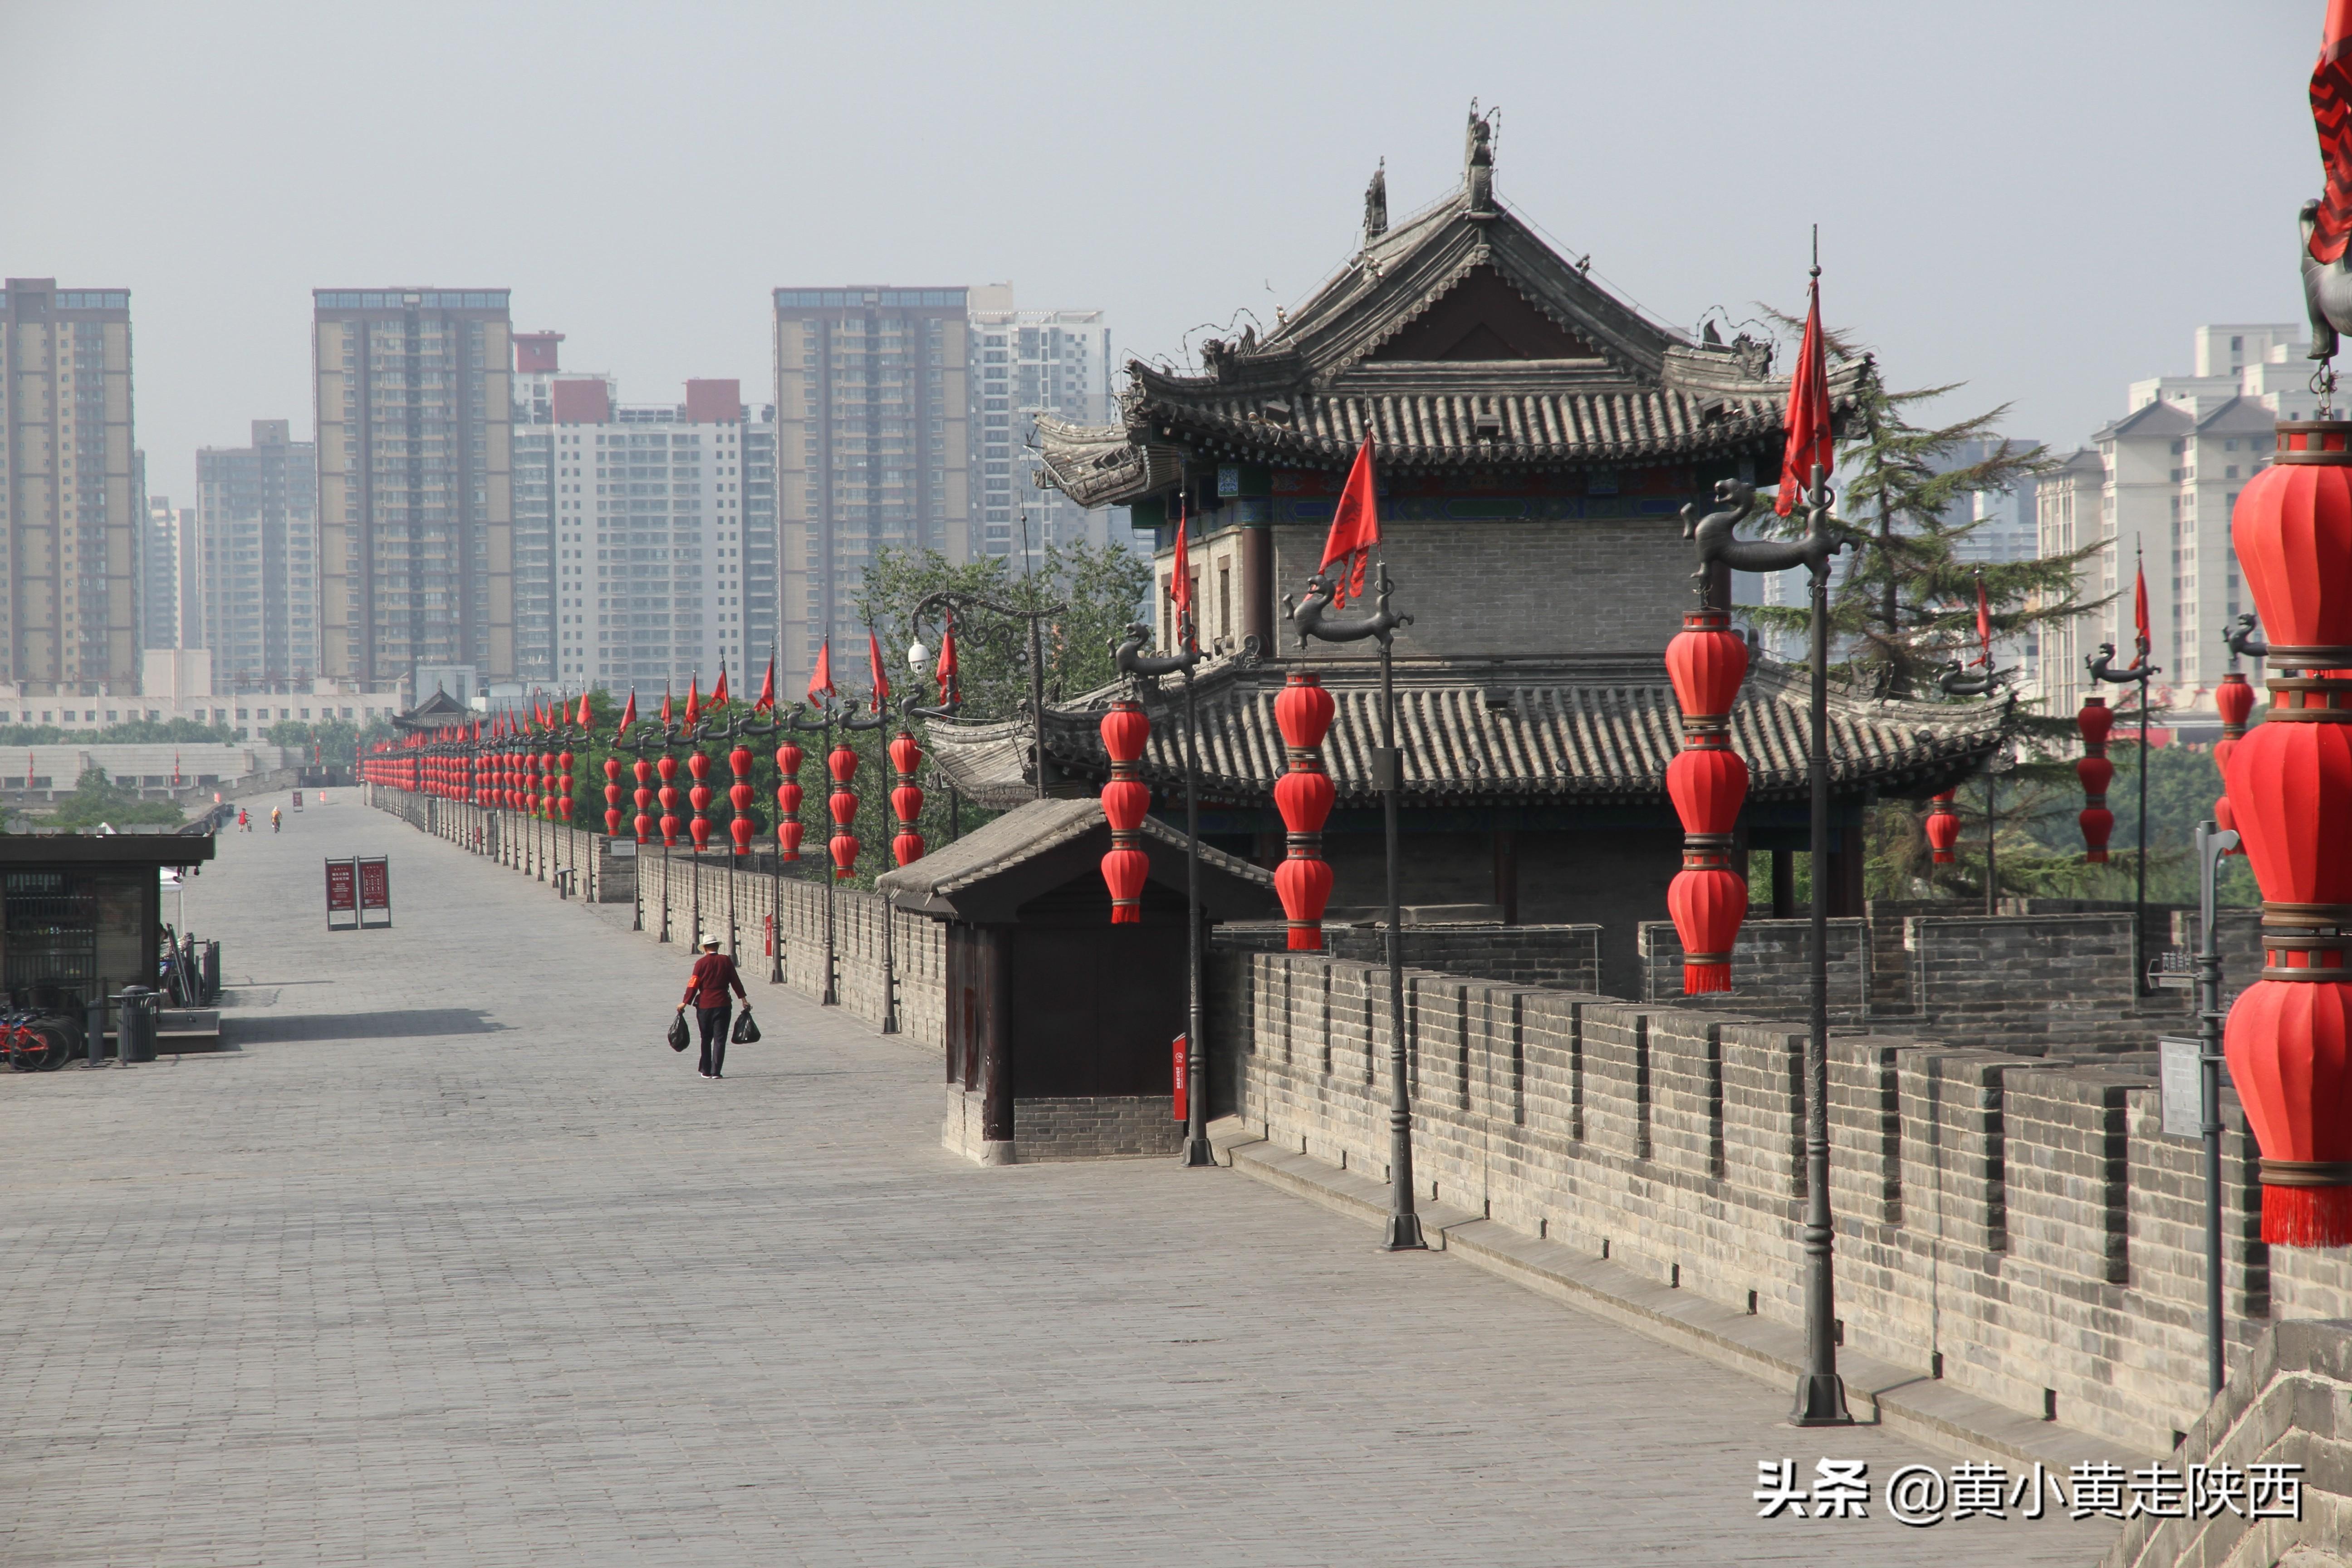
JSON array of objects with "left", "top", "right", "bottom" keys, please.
[
  {"left": 1221, "top": 949, "right": 2352, "bottom": 1455},
  {"left": 1219, "top": 921, "right": 1602, "bottom": 995}
]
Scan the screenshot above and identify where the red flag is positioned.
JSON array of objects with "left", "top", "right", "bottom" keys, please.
[
  {"left": 867, "top": 630, "right": 891, "bottom": 707},
  {"left": 1776, "top": 270, "right": 1834, "bottom": 517},
  {"left": 711, "top": 664, "right": 729, "bottom": 708},
  {"left": 936, "top": 625, "right": 958, "bottom": 704},
  {"left": 2133, "top": 553, "right": 2152, "bottom": 664},
  {"left": 2313, "top": 0, "right": 2352, "bottom": 262},
  {"left": 660, "top": 685, "right": 673, "bottom": 728},
  {"left": 1974, "top": 577, "right": 1992, "bottom": 668},
  {"left": 616, "top": 691, "right": 637, "bottom": 737},
  {"left": 575, "top": 693, "right": 591, "bottom": 728},
  {"left": 1320, "top": 438, "right": 1378, "bottom": 606},
  {"left": 755, "top": 655, "right": 776, "bottom": 712},
  {"left": 683, "top": 676, "right": 701, "bottom": 728},
  {"left": 808, "top": 639, "right": 834, "bottom": 704},
  {"left": 1171, "top": 505, "right": 1195, "bottom": 650}
]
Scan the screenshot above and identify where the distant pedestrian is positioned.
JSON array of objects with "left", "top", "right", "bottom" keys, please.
[
  {"left": 270, "top": 807, "right": 281, "bottom": 833},
  {"left": 678, "top": 931, "right": 747, "bottom": 1080},
  {"left": 237, "top": 809, "right": 250, "bottom": 833}
]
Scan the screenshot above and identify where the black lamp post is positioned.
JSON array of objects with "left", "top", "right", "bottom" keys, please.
[
  {"left": 906, "top": 588, "right": 1069, "bottom": 805},
  {"left": 1287, "top": 559, "right": 1419, "bottom": 1250},
  {"left": 2085, "top": 638, "right": 2157, "bottom": 990},
  {"left": 1111, "top": 617, "right": 1207, "bottom": 1165}
]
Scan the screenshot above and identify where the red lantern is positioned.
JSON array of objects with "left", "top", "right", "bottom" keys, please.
[
  {"left": 1924, "top": 791, "right": 1960, "bottom": 864},
  {"left": 604, "top": 756, "right": 624, "bottom": 837},
  {"left": 633, "top": 757, "right": 654, "bottom": 844},
  {"left": 776, "top": 741, "right": 804, "bottom": 861},
  {"left": 2077, "top": 696, "right": 2114, "bottom": 862},
  {"left": 1098, "top": 699, "right": 1151, "bottom": 922},
  {"left": 657, "top": 755, "right": 680, "bottom": 847},
  {"left": 1271, "top": 672, "right": 1336, "bottom": 949},
  {"left": 2215, "top": 670, "right": 2256, "bottom": 856},
  {"left": 687, "top": 752, "right": 713, "bottom": 853},
  {"left": 889, "top": 730, "right": 924, "bottom": 867},
  {"left": 2220, "top": 419, "right": 2352, "bottom": 1246},
  {"left": 2231, "top": 424, "right": 2352, "bottom": 660},
  {"left": 827, "top": 742, "right": 859, "bottom": 881},
  {"left": 727, "top": 744, "right": 755, "bottom": 856},
  {"left": 1663, "top": 607, "right": 1749, "bottom": 992},
  {"left": 557, "top": 749, "right": 575, "bottom": 823}
]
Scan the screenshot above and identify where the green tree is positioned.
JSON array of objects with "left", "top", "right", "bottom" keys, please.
[{"left": 46, "top": 767, "right": 184, "bottom": 830}]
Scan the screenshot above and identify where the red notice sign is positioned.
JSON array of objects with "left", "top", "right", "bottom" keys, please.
[
  {"left": 357, "top": 859, "right": 390, "bottom": 909},
  {"left": 325, "top": 861, "right": 356, "bottom": 911},
  {"left": 1172, "top": 1033, "right": 1188, "bottom": 1122}
]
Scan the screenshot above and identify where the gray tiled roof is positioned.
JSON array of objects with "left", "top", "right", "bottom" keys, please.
[
  {"left": 874, "top": 797, "right": 1270, "bottom": 902},
  {"left": 922, "top": 654, "right": 2010, "bottom": 811}
]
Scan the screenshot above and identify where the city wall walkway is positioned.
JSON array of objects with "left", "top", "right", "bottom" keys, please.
[{"left": 0, "top": 799, "right": 2118, "bottom": 1565}]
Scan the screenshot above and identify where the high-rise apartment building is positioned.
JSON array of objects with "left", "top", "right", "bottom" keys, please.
[
  {"left": 508, "top": 331, "right": 568, "bottom": 683},
  {"left": 2035, "top": 324, "right": 2300, "bottom": 725},
  {"left": 142, "top": 493, "right": 188, "bottom": 648},
  {"left": 196, "top": 420, "right": 319, "bottom": 688},
  {"left": 965, "top": 286, "right": 1128, "bottom": 568},
  {"left": 542, "top": 375, "right": 776, "bottom": 694},
  {"left": 312, "top": 288, "right": 514, "bottom": 695},
  {"left": 0, "top": 279, "right": 142, "bottom": 692},
  {"left": 773, "top": 287, "right": 970, "bottom": 695}
]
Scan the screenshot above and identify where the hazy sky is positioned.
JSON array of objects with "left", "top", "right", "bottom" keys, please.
[{"left": 0, "top": 1, "right": 2328, "bottom": 508}]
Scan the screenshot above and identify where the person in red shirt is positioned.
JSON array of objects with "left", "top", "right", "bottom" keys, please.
[{"left": 678, "top": 932, "right": 748, "bottom": 1079}]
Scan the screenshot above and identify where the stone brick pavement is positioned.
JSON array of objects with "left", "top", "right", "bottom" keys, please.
[{"left": 0, "top": 799, "right": 2121, "bottom": 1565}]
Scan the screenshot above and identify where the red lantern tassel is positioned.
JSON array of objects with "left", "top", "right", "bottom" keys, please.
[
  {"left": 1682, "top": 960, "right": 1732, "bottom": 995},
  {"left": 2261, "top": 1184, "right": 2352, "bottom": 1248}
]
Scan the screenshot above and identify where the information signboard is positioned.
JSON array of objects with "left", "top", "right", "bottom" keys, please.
[
  {"left": 357, "top": 857, "right": 392, "bottom": 928},
  {"left": 324, "top": 859, "right": 358, "bottom": 932},
  {"left": 2158, "top": 1036, "right": 2203, "bottom": 1140}
]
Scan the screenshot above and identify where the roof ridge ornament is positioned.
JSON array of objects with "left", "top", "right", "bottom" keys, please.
[
  {"left": 1364, "top": 158, "right": 1388, "bottom": 245},
  {"left": 1465, "top": 102, "right": 1498, "bottom": 214}
]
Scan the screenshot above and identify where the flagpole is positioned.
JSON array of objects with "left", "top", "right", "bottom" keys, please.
[{"left": 2136, "top": 541, "right": 2151, "bottom": 993}]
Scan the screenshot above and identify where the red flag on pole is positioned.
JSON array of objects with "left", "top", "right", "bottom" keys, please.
[
  {"left": 1776, "top": 269, "right": 1834, "bottom": 518},
  {"left": 660, "top": 685, "right": 673, "bottom": 729},
  {"left": 867, "top": 629, "right": 891, "bottom": 707},
  {"left": 808, "top": 639, "right": 834, "bottom": 704},
  {"left": 711, "top": 664, "right": 729, "bottom": 708},
  {"left": 1320, "top": 437, "right": 1379, "bottom": 607},
  {"left": 616, "top": 691, "right": 636, "bottom": 737},
  {"left": 575, "top": 693, "right": 591, "bottom": 728},
  {"left": 683, "top": 676, "right": 701, "bottom": 728},
  {"left": 936, "top": 625, "right": 957, "bottom": 704},
  {"left": 755, "top": 655, "right": 776, "bottom": 712},
  {"left": 1974, "top": 576, "right": 1992, "bottom": 668},
  {"left": 2312, "top": 0, "right": 2352, "bottom": 262},
  {"left": 1171, "top": 505, "right": 1195, "bottom": 651},
  {"left": 2133, "top": 549, "right": 2152, "bottom": 666}
]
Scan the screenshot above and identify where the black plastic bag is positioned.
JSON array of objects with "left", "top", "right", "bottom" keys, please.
[
  {"left": 667, "top": 1013, "right": 691, "bottom": 1052},
  {"left": 730, "top": 1009, "right": 760, "bottom": 1045}
]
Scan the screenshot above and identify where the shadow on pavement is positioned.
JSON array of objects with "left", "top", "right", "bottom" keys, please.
[{"left": 229, "top": 1009, "right": 508, "bottom": 1044}]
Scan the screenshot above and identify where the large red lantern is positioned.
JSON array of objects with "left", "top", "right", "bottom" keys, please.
[
  {"left": 827, "top": 742, "right": 859, "bottom": 881},
  {"left": 2215, "top": 670, "right": 2256, "bottom": 854},
  {"left": 2221, "top": 418, "right": 2352, "bottom": 1247},
  {"left": 1098, "top": 699, "right": 1151, "bottom": 922},
  {"left": 728, "top": 744, "right": 755, "bottom": 856},
  {"left": 889, "top": 730, "right": 924, "bottom": 867},
  {"left": 557, "top": 749, "right": 575, "bottom": 823},
  {"left": 1272, "top": 672, "right": 1337, "bottom": 950},
  {"left": 1663, "top": 607, "right": 1749, "bottom": 992},
  {"left": 657, "top": 755, "right": 681, "bottom": 847},
  {"left": 775, "top": 740, "right": 804, "bottom": 861},
  {"left": 604, "top": 755, "right": 625, "bottom": 837},
  {"left": 1924, "top": 791, "right": 1960, "bottom": 864},
  {"left": 632, "top": 757, "right": 654, "bottom": 844},
  {"left": 687, "top": 752, "right": 713, "bottom": 853},
  {"left": 2077, "top": 696, "right": 2115, "bottom": 862}
]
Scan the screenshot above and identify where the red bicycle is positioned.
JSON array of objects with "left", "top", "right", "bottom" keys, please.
[{"left": 3, "top": 1013, "right": 71, "bottom": 1073}]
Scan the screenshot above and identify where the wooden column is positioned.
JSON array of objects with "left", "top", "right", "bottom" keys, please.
[
  {"left": 1240, "top": 521, "right": 1273, "bottom": 653},
  {"left": 979, "top": 924, "right": 1014, "bottom": 1164}
]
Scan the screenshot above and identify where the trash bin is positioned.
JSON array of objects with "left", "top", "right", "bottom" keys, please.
[
  {"left": 202, "top": 941, "right": 221, "bottom": 1003},
  {"left": 117, "top": 987, "right": 159, "bottom": 1065}
]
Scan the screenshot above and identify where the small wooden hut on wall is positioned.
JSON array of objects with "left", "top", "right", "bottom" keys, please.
[{"left": 877, "top": 798, "right": 1275, "bottom": 1166}]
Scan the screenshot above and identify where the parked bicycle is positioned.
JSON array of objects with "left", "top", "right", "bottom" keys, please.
[{"left": 2, "top": 1010, "right": 74, "bottom": 1073}]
